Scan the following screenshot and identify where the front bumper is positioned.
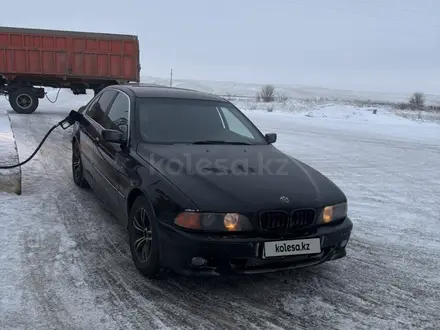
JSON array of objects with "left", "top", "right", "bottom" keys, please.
[{"left": 158, "top": 217, "right": 353, "bottom": 277}]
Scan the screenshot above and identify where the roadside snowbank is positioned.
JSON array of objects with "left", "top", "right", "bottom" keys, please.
[
  {"left": 0, "top": 107, "right": 21, "bottom": 194},
  {"left": 240, "top": 104, "right": 418, "bottom": 126},
  {"left": 232, "top": 98, "right": 440, "bottom": 124},
  {"left": 236, "top": 99, "right": 396, "bottom": 120}
]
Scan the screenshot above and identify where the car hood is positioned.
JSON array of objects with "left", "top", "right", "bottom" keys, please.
[{"left": 136, "top": 143, "right": 346, "bottom": 212}]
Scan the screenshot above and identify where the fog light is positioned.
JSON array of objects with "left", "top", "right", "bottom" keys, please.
[
  {"left": 190, "top": 257, "right": 207, "bottom": 267},
  {"left": 340, "top": 239, "right": 348, "bottom": 247}
]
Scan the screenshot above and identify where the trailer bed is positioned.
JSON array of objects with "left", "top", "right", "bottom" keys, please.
[
  {"left": 0, "top": 26, "right": 141, "bottom": 113},
  {"left": 0, "top": 26, "right": 140, "bottom": 82}
]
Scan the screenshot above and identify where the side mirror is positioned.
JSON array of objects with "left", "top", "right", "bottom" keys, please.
[
  {"left": 101, "top": 129, "right": 126, "bottom": 144},
  {"left": 265, "top": 133, "right": 277, "bottom": 144}
]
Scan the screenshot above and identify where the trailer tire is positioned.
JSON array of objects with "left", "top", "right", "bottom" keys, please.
[{"left": 9, "top": 88, "right": 39, "bottom": 114}]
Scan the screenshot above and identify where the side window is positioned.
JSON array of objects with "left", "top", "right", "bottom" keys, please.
[
  {"left": 85, "top": 96, "right": 100, "bottom": 115},
  {"left": 106, "top": 92, "right": 129, "bottom": 136},
  {"left": 219, "top": 107, "right": 255, "bottom": 139},
  {"left": 87, "top": 90, "right": 117, "bottom": 126}
]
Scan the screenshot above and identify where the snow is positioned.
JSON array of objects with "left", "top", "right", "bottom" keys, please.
[
  {"left": 0, "top": 107, "right": 21, "bottom": 194},
  {"left": 241, "top": 105, "right": 439, "bottom": 145},
  {"left": 0, "top": 82, "right": 439, "bottom": 329},
  {"left": 143, "top": 75, "right": 440, "bottom": 105}
]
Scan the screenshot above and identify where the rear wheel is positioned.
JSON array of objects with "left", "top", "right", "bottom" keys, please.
[
  {"left": 72, "top": 140, "right": 89, "bottom": 188},
  {"left": 128, "top": 196, "right": 163, "bottom": 278},
  {"left": 9, "top": 88, "right": 39, "bottom": 114}
]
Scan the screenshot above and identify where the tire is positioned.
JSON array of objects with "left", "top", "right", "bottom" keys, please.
[
  {"left": 72, "top": 140, "right": 89, "bottom": 188},
  {"left": 9, "top": 88, "right": 39, "bottom": 114},
  {"left": 128, "top": 196, "right": 163, "bottom": 278}
]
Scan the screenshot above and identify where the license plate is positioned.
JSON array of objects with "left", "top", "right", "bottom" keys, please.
[{"left": 263, "top": 238, "right": 321, "bottom": 258}]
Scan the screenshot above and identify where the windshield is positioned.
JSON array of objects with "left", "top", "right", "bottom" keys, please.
[{"left": 135, "top": 97, "right": 268, "bottom": 145}]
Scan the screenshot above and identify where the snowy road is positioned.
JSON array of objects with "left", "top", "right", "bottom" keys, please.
[{"left": 1, "top": 105, "right": 439, "bottom": 330}]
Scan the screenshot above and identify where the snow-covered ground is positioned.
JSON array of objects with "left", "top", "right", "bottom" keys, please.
[
  {"left": 0, "top": 85, "right": 439, "bottom": 329},
  {"left": 0, "top": 107, "right": 21, "bottom": 194},
  {"left": 143, "top": 75, "right": 440, "bottom": 105},
  {"left": 144, "top": 75, "right": 440, "bottom": 124}
]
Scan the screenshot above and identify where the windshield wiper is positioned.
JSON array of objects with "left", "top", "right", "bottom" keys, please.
[{"left": 191, "top": 140, "right": 251, "bottom": 145}]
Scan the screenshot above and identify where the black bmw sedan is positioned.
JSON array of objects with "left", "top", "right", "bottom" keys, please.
[{"left": 71, "top": 83, "right": 353, "bottom": 278}]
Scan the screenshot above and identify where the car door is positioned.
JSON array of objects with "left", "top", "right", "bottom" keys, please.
[
  {"left": 94, "top": 90, "right": 130, "bottom": 218},
  {"left": 80, "top": 95, "right": 103, "bottom": 188},
  {"left": 83, "top": 89, "right": 118, "bottom": 202}
]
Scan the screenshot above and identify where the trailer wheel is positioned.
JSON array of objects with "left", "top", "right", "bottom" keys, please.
[{"left": 9, "top": 88, "right": 39, "bottom": 114}]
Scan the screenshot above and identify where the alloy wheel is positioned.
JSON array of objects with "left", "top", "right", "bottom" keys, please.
[
  {"left": 131, "top": 207, "right": 153, "bottom": 263},
  {"left": 72, "top": 143, "right": 82, "bottom": 181}
]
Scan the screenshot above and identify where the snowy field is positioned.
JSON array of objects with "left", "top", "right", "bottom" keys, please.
[
  {"left": 143, "top": 75, "right": 440, "bottom": 105},
  {"left": 0, "top": 85, "right": 439, "bottom": 330},
  {"left": 145, "top": 75, "right": 440, "bottom": 125}
]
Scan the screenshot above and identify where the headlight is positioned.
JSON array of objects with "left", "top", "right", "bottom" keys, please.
[
  {"left": 174, "top": 211, "right": 253, "bottom": 232},
  {"left": 319, "top": 202, "right": 347, "bottom": 224}
]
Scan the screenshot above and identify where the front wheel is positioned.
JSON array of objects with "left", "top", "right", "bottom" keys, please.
[
  {"left": 128, "top": 196, "right": 163, "bottom": 278},
  {"left": 9, "top": 88, "right": 39, "bottom": 114}
]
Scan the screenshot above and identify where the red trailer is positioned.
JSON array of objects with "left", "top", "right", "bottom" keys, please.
[{"left": 0, "top": 26, "right": 140, "bottom": 113}]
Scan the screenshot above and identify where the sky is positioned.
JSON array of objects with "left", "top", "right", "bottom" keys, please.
[{"left": 2, "top": 0, "right": 440, "bottom": 94}]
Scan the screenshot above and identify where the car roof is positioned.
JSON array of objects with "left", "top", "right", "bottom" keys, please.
[{"left": 109, "top": 83, "right": 229, "bottom": 102}]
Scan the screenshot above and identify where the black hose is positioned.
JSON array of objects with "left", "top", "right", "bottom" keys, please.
[
  {"left": 0, "top": 123, "right": 59, "bottom": 169},
  {"left": 0, "top": 110, "right": 84, "bottom": 170}
]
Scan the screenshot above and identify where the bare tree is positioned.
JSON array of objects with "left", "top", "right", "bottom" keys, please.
[
  {"left": 259, "top": 84, "right": 276, "bottom": 102},
  {"left": 255, "top": 92, "right": 261, "bottom": 102},
  {"left": 409, "top": 92, "right": 425, "bottom": 110}
]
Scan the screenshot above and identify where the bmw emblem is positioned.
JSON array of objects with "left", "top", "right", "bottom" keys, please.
[{"left": 280, "top": 196, "right": 289, "bottom": 204}]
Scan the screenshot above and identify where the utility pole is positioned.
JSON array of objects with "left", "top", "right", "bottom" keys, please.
[{"left": 170, "top": 69, "right": 173, "bottom": 87}]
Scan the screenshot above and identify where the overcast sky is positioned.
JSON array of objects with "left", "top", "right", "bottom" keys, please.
[{"left": 3, "top": 0, "right": 440, "bottom": 94}]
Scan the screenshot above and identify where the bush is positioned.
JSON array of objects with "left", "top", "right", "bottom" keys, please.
[
  {"left": 409, "top": 92, "right": 425, "bottom": 110},
  {"left": 258, "top": 84, "right": 275, "bottom": 102},
  {"left": 396, "top": 102, "right": 408, "bottom": 110}
]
